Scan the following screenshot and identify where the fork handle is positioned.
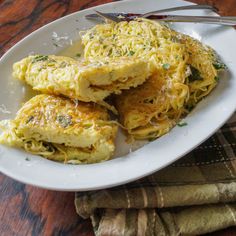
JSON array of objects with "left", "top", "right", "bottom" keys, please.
[
  {"left": 142, "top": 4, "right": 218, "bottom": 17},
  {"left": 158, "top": 15, "right": 236, "bottom": 26}
]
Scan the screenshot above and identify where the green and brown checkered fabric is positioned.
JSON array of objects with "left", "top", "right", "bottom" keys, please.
[{"left": 75, "top": 113, "right": 236, "bottom": 236}]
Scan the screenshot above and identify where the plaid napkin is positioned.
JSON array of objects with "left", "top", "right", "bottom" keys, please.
[{"left": 75, "top": 113, "right": 236, "bottom": 235}]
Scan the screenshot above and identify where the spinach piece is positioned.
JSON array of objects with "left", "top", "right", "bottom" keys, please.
[{"left": 188, "top": 66, "right": 203, "bottom": 82}]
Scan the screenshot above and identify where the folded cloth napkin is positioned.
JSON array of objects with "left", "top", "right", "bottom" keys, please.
[{"left": 75, "top": 113, "right": 236, "bottom": 236}]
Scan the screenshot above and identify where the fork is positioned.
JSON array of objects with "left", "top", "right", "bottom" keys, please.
[
  {"left": 86, "top": 4, "right": 218, "bottom": 22},
  {"left": 85, "top": 5, "right": 236, "bottom": 26}
]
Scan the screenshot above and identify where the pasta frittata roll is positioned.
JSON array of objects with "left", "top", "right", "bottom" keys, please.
[
  {"left": 13, "top": 55, "right": 152, "bottom": 104},
  {"left": 0, "top": 94, "right": 118, "bottom": 164},
  {"left": 82, "top": 18, "right": 223, "bottom": 140}
]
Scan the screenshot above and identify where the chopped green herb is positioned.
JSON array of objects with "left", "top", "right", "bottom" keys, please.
[
  {"left": 214, "top": 76, "right": 220, "bottom": 82},
  {"left": 25, "top": 157, "right": 30, "bottom": 161},
  {"left": 89, "top": 33, "right": 94, "bottom": 39},
  {"left": 188, "top": 65, "right": 203, "bottom": 82},
  {"left": 59, "top": 61, "right": 68, "bottom": 68},
  {"left": 177, "top": 122, "right": 188, "bottom": 127},
  {"left": 47, "top": 62, "right": 55, "bottom": 67},
  {"left": 148, "top": 137, "right": 156, "bottom": 142},
  {"left": 83, "top": 123, "right": 93, "bottom": 129},
  {"left": 213, "top": 62, "right": 226, "bottom": 70},
  {"left": 49, "top": 58, "right": 56, "bottom": 63},
  {"left": 45, "top": 144, "right": 55, "bottom": 152},
  {"left": 32, "top": 55, "right": 49, "bottom": 63},
  {"left": 76, "top": 53, "right": 81, "bottom": 57},
  {"left": 162, "top": 63, "right": 170, "bottom": 70},
  {"left": 53, "top": 43, "right": 59, "bottom": 47},
  {"left": 185, "top": 104, "right": 195, "bottom": 112},
  {"left": 143, "top": 98, "right": 154, "bottom": 104},
  {"left": 129, "top": 51, "right": 135, "bottom": 56},
  {"left": 56, "top": 115, "right": 73, "bottom": 128},
  {"left": 26, "top": 116, "right": 34, "bottom": 124},
  {"left": 109, "top": 70, "right": 114, "bottom": 78},
  {"left": 108, "top": 48, "right": 113, "bottom": 56},
  {"left": 171, "top": 36, "right": 180, "bottom": 43}
]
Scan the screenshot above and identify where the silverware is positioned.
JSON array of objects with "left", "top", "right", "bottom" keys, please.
[
  {"left": 85, "top": 4, "right": 218, "bottom": 22},
  {"left": 142, "top": 4, "right": 218, "bottom": 17},
  {"left": 85, "top": 4, "right": 236, "bottom": 26},
  {"left": 89, "top": 11, "right": 236, "bottom": 26},
  {"left": 152, "top": 15, "right": 236, "bottom": 25}
]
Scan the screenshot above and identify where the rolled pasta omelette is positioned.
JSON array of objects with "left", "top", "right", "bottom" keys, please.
[
  {"left": 13, "top": 55, "right": 152, "bottom": 104},
  {"left": 115, "top": 31, "right": 225, "bottom": 139},
  {"left": 81, "top": 18, "right": 225, "bottom": 140},
  {"left": 0, "top": 94, "right": 118, "bottom": 164}
]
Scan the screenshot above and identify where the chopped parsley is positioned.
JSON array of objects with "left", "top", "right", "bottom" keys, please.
[
  {"left": 185, "top": 104, "right": 195, "bottom": 112},
  {"left": 56, "top": 115, "right": 73, "bottom": 128},
  {"left": 214, "top": 76, "right": 220, "bottom": 82},
  {"left": 171, "top": 36, "right": 180, "bottom": 43},
  {"left": 45, "top": 144, "right": 55, "bottom": 152},
  {"left": 188, "top": 66, "right": 203, "bottom": 82},
  {"left": 108, "top": 48, "right": 113, "bottom": 56},
  {"left": 83, "top": 123, "right": 93, "bottom": 129},
  {"left": 128, "top": 51, "right": 135, "bottom": 56},
  {"left": 76, "top": 53, "right": 81, "bottom": 57},
  {"left": 25, "top": 157, "right": 30, "bottom": 161},
  {"left": 59, "top": 61, "right": 68, "bottom": 68},
  {"left": 162, "top": 63, "right": 170, "bottom": 70},
  {"left": 109, "top": 70, "right": 114, "bottom": 78},
  {"left": 148, "top": 137, "right": 157, "bottom": 142},
  {"left": 89, "top": 33, "right": 94, "bottom": 39},
  {"left": 175, "top": 55, "right": 180, "bottom": 60},
  {"left": 177, "top": 122, "right": 188, "bottom": 127},
  {"left": 53, "top": 43, "right": 59, "bottom": 47},
  {"left": 26, "top": 115, "right": 34, "bottom": 124},
  {"left": 213, "top": 62, "right": 226, "bottom": 70},
  {"left": 32, "top": 55, "right": 49, "bottom": 63}
]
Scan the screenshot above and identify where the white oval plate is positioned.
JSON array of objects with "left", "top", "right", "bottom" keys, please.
[{"left": 0, "top": 0, "right": 235, "bottom": 191}]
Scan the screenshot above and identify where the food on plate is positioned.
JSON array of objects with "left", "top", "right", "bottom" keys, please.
[
  {"left": 82, "top": 18, "right": 225, "bottom": 139},
  {"left": 13, "top": 55, "right": 152, "bottom": 104},
  {"left": 0, "top": 18, "right": 226, "bottom": 164},
  {"left": 0, "top": 94, "right": 118, "bottom": 163}
]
